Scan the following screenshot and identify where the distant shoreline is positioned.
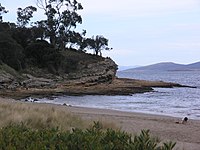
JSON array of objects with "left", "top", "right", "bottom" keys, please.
[{"left": 121, "top": 61, "right": 200, "bottom": 72}]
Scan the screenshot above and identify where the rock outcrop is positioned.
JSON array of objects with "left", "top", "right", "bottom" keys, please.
[
  {"left": 0, "top": 57, "right": 118, "bottom": 90},
  {"left": 65, "top": 58, "right": 118, "bottom": 85},
  {"left": 0, "top": 58, "right": 194, "bottom": 99},
  {"left": 0, "top": 71, "right": 14, "bottom": 89}
]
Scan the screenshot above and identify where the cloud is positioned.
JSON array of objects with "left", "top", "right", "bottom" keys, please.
[
  {"left": 166, "top": 41, "right": 200, "bottom": 50},
  {"left": 80, "top": 0, "right": 200, "bottom": 17},
  {"left": 173, "top": 23, "right": 200, "bottom": 31}
]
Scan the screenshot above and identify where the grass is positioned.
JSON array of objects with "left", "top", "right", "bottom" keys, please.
[
  {"left": 0, "top": 98, "right": 176, "bottom": 149},
  {"left": 0, "top": 63, "right": 21, "bottom": 79},
  {"left": 0, "top": 99, "right": 85, "bottom": 131},
  {"left": 0, "top": 99, "right": 119, "bottom": 131}
]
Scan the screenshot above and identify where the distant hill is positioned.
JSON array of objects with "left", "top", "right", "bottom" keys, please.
[
  {"left": 185, "top": 62, "right": 200, "bottom": 70},
  {"left": 123, "top": 62, "right": 200, "bottom": 72},
  {"left": 118, "top": 66, "right": 140, "bottom": 71}
]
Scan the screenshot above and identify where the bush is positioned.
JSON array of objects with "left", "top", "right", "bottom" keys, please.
[
  {"left": 24, "top": 40, "right": 63, "bottom": 72},
  {"left": 0, "top": 32, "right": 24, "bottom": 70},
  {"left": 0, "top": 122, "right": 176, "bottom": 150}
]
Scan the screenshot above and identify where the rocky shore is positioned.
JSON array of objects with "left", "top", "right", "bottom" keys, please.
[
  {"left": 0, "top": 58, "right": 195, "bottom": 99},
  {"left": 0, "top": 77, "right": 194, "bottom": 99}
]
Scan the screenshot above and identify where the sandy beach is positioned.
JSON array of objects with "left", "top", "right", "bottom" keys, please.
[
  {"left": 65, "top": 106, "right": 200, "bottom": 150},
  {"left": 0, "top": 97, "right": 200, "bottom": 150}
]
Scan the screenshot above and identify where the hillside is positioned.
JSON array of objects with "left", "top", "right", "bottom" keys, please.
[
  {"left": 0, "top": 50, "right": 118, "bottom": 91},
  {"left": 0, "top": 22, "right": 119, "bottom": 91},
  {"left": 184, "top": 62, "right": 200, "bottom": 70},
  {"left": 118, "top": 66, "right": 140, "bottom": 71},
  {"left": 0, "top": 26, "right": 189, "bottom": 99},
  {"left": 123, "top": 62, "right": 200, "bottom": 72}
]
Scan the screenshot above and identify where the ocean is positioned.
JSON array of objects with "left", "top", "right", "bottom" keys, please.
[{"left": 36, "top": 70, "right": 200, "bottom": 120}]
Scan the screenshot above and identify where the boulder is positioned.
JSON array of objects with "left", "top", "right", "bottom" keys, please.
[
  {"left": 0, "top": 71, "right": 14, "bottom": 89},
  {"left": 21, "top": 74, "right": 55, "bottom": 88}
]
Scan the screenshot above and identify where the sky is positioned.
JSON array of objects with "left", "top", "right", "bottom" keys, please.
[{"left": 1, "top": 0, "right": 200, "bottom": 66}]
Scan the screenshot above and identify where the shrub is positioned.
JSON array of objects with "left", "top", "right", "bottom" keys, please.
[
  {"left": 0, "top": 121, "right": 176, "bottom": 150},
  {"left": 24, "top": 40, "right": 63, "bottom": 73},
  {"left": 0, "top": 32, "right": 24, "bottom": 70}
]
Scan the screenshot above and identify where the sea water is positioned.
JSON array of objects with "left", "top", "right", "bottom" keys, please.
[{"left": 36, "top": 70, "right": 200, "bottom": 120}]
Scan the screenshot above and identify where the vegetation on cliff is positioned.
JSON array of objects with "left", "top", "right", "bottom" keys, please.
[
  {"left": 0, "top": 1, "right": 192, "bottom": 98},
  {"left": 0, "top": 0, "right": 114, "bottom": 75},
  {"left": 0, "top": 1, "right": 118, "bottom": 92}
]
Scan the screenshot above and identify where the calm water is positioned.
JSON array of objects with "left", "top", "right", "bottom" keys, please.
[{"left": 36, "top": 70, "right": 200, "bottom": 120}]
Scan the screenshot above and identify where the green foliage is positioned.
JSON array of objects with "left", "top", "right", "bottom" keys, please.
[
  {"left": 59, "top": 49, "right": 104, "bottom": 73},
  {"left": 17, "top": 6, "right": 37, "bottom": 27},
  {"left": 0, "top": 3, "right": 8, "bottom": 22},
  {"left": 0, "top": 0, "right": 112, "bottom": 75},
  {"left": 36, "top": 0, "right": 83, "bottom": 49},
  {"left": 161, "top": 141, "right": 177, "bottom": 150},
  {"left": 84, "top": 35, "right": 111, "bottom": 56},
  {"left": 25, "top": 40, "right": 62, "bottom": 72},
  {"left": 132, "top": 129, "right": 158, "bottom": 150},
  {"left": 0, "top": 123, "right": 70, "bottom": 150},
  {"left": 0, "top": 32, "right": 24, "bottom": 70},
  {"left": 0, "top": 122, "right": 176, "bottom": 150},
  {"left": 11, "top": 27, "right": 34, "bottom": 49}
]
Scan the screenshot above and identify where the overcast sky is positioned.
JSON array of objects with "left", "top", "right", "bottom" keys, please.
[{"left": 2, "top": 0, "right": 200, "bottom": 66}]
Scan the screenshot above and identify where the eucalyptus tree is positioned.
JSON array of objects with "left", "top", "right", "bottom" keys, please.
[
  {"left": 36, "top": 0, "right": 83, "bottom": 50},
  {"left": 0, "top": 3, "right": 8, "bottom": 22},
  {"left": 10, "top": 6, "right": 37, "bottom": 49},
  {"left": 85, "top": 35, "right": 112, "bottom": 56},
  {"left": 17, "top": 6, "right": 37, "bottom": 27}
]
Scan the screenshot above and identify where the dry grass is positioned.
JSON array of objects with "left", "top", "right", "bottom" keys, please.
[
  {"left": 0, "top": 99, "right": 86, "bottom": 131},
  {"left": 0, "top": 98, "right": 118, "bottom": 131}
]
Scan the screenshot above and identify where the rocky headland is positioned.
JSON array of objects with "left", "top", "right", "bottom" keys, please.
[
  {"left": 0, "top": 23, "right": 194, "bottom": 99},
  {"left": 0, "top": 55, "right": 194, "bottom": 99}
]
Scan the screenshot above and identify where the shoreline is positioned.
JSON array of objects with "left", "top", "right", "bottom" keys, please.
[
  {"left": 42, "top": 104, "right": 200, "bottom": 150},
  {"left": 70, "top": 105, "right": 200, "bottom": 121},
  {"left": 36, "top": 100, "right": 200, "bottom": 121},
  {"left": 0, "top": 97, "right": 200, "bottom": 149},
  {"left": 0, "top": 77, "right": 195, "bottom": 99}
]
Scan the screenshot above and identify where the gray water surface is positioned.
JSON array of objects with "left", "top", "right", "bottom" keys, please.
[{"left": 36, "top": 70, "right": 200, "bottom": 120}]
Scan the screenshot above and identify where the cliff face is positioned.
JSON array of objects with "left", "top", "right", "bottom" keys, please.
[
  {"left": 0, "top": 70, "right": 15, "bottom": 89},
  {"left": 66, "top": 58, "right": 118, "bottom": 84},
  {"left": 0, "top": 58, "right": 193, "bottom": 99},
  {"left": 0, "top": 57, "right": 118, "bottom": 90},
  {"left": 0, "top": 65, "right": 21, "bottom": 90}
]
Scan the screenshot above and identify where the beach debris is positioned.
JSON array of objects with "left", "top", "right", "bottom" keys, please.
[
  {"left": 176, "top": 117, "right": 188, "bottom": 124},
  {"left": 63, "top": 103, "right": 72, "bottom": 107},
  {"left": 25, "top": 97, "right": 38, "bottom": 102}
]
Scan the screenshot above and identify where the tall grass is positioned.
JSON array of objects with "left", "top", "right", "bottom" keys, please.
[
  {"left": 0, "top": 100, "right": 85, "bottom": 130},
  {"left": 0, "top": 99, "right": 176, "bottom": 149}
]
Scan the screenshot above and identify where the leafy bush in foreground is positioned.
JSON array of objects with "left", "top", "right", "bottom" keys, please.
[{"left": 0, "top": 122, "right": 175, "bottom": 150}]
